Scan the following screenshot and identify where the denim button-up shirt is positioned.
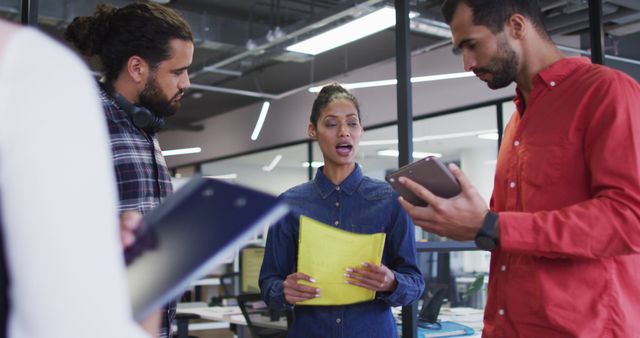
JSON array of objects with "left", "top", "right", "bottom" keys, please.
[{"left": 260, "top": 165, "right": 425, "bottom": 338}]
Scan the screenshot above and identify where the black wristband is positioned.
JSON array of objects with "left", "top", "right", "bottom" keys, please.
[{"left": 474, "top": 211, "right": 499, "bottom": 251}]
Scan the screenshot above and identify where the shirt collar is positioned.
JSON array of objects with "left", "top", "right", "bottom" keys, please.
[
  {"left": 514, "top": 57, "right": 591, "bottom": 114},
  {"left": 536, "top": 56, "right": 590, "bottom": 89},
  {"left": 98, "top": 84, "right": 121, "bottom": 112},
  {"left": 313, "top": 164, "right": 364, "bottom": 199}
]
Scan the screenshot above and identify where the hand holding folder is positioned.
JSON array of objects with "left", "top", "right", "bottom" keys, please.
[{"left": 297, "top": 215, "right": 386, "bottom": 306}]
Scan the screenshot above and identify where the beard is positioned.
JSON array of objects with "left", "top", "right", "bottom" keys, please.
[
  {"left": 138, "top": 75, "right": 183, "bottom": 118},
  {"left": 474, "top": 35, "right": 518, "bottom": 90}
]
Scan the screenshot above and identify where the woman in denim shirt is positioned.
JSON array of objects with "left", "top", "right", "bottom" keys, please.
[{"left": 259, "top": 84, "right": 425, "bottom": 338}]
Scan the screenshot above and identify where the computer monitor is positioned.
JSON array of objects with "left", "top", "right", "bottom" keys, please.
[
  {"left": 418, "top": 284, "right": 448, "bottom": 325},
  {"left": 240, "top": 246, "right": 265, "bottom": 293}
]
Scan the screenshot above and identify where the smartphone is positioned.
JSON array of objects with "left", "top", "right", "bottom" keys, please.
[{"left": 385, "top": 156, "right": 461, "bottom": 207}]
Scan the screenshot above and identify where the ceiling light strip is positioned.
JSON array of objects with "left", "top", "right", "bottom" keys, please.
[
  {"left": 411, "top": 72, "right": 475, "bottom": 82},
  {"left": 410, "top": 17, "right": 452, "bottom": 38},
  {"left": 302, "top": 161, "right": 324, "bottom": 168},
  {"left": 287, "top": 7, "right": 416, "bottom": 55},
  {"left": 377, "top": 149, "right": 442, "bottom": 158},
  {"left": 251, "top": 101, "right": 271, "bottom": 141},
  {"left": 162, "top": 147, "right": 202, "bottom": 156},
  {"left": 208, "top": 0, "right": 386, "bottom": 69},
  {"left": 262, "top": 154, "right": 283, "bottom": 172},
  {"left": 308, "top": 71, "right": 474, "bottom": 92},
  {"left": 359, "top": 129, "right": 497, "bottom": 146},
  {"left": 205, "top": 174, "right": 238, "bottom": 180},
  {"left": 189, "top": 83, "right": 279, "bottom": 100},
  {"left": 413, "top": 129, "right": 496, "bottom": 142}
]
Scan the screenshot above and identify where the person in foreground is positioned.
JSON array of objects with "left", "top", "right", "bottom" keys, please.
[
  {"left": 0, "top": 19, "right": 158, "bottom": 337},
  {"left": 259, "top": 84, "right": 424, "bottom": 338},
  {"left": 398, "top": 0, "right": 640, "bottom": 336},
  {"left": 64, "top": 3, "right": 193, "bottom": 337}
]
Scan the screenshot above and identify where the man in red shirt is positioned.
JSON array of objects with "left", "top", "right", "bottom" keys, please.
[{"left": 398, "top": 0, "right": 640, "bottom": 337}]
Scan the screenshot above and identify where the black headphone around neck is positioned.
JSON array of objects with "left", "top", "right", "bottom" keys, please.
[{"left": 111, "top": 92, "right": 165, "bottom": 133}]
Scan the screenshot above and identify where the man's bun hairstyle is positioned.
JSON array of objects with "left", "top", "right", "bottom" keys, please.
[{"left": 64, "top": 3, "right": 115, "bottom": 57}]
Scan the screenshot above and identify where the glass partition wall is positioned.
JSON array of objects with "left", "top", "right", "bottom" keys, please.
[
  {"left": 200, "top": 143, "right": 310, "bottom": 196},
  {"left": 189, "top": 97, "right": 513, "bottom": 309},
  {"left": 197, "top": 99, "right": 509, "bottom": 199}
]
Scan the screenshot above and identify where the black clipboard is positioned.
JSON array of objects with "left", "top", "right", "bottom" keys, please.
[{"left": 126, "top": 176, "right": 289, "bottom": 320}]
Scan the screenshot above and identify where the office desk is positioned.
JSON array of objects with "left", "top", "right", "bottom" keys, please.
[
  {"left": 176, "top": 304, "right": 288, "bottom": 331},
  {"left": 421, "top": 307, "right": 482, "bottom": 338},
  {"left": 435, "top": 307, "right": 483, "bottom": 337},
  {"left": 394, "top": 306, "right": 483, "bottom": 338}
]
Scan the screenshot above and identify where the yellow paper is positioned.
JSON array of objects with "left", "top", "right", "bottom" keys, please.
[{"left": 297, "top": 215, "right": 386, "bottom": 306}]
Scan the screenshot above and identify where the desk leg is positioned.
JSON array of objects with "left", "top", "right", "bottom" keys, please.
[{"left": 402, "top": 302, "right": 417, "bottom": 338}]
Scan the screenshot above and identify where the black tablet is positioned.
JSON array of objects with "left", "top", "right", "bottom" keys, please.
[
  {"left": 125, "top": 176, "right": 289, "bottom": 320},
  {"left": 385, "top": 156, "right": 461, "bottom": 207}
]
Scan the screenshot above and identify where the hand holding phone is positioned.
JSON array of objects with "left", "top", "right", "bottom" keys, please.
[{"left": 385, "top": 156, "right": 461, "bottom": 207}]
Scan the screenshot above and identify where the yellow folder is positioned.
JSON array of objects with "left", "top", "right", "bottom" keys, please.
[{"left": 297, "top": 215, "right": 386, "bottom": 306}]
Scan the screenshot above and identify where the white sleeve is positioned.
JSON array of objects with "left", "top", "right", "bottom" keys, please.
[{"left": 0, "top": 28, "right": 149, "bottom": 338}]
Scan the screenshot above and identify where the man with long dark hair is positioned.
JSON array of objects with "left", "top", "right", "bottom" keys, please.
[{"left": 65, "top": 3, "right": 194, "bottom": 337}]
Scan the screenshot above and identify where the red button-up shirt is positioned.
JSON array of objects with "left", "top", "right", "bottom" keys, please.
[{"left": 486, "top": 57, "right": 640, "bottom": 338}]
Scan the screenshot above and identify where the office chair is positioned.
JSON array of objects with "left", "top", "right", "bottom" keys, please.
[
  {"left": 236, "top": 293, "right": 288, "bottom": 338},
  {"left": 174, "top": 312, "right": 200, "bottom": 338}
]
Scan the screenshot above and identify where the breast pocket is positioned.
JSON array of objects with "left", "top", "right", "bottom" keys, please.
[
  {"left": 349, "top": 191, "right": 392, "bottom": 233},
  {"left": 521, "top": 143, "right": 566, "bottom": 188}
]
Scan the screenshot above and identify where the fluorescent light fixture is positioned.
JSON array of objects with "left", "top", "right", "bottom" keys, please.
[
  {"left": 251, "top": 101, "right": 270, "bottom": 141},
  {"left": 413, "top": 129, "right": 496, "bottom": 142},
  {"left": 411, "top": 72, "right": 475, "bottom": 83},
  {"left": 301, "top": 161, "right": 324, "bottom": 168},
  {"left": 377, "top": 149, "right": 442, "bottom": 158},
  {"left": 287, "top": 7, "right": 417, "bottom": 55},
  {"left": 477, "top": 132, "right": 499, "bottom": 140},
  {"left": 358, "top": 138, "right": 399, "bottom": 146},
  {"left": 308, "top": 71, "right": 474, "bottom": 92},
  {"left": 205, "top": 173, "right": 238, "bottom": 180},
  {"left": 161, "top": 147, "right": 202, "bottom": 157},
  {"left": 410, "top": 17, "right": 452, "bottom": 38},
  {"left": 262, "top": 154, "right": 283, "bottom": 172},
  {"left": 359, "top": 129, "right": 498, "bottom": 147}
]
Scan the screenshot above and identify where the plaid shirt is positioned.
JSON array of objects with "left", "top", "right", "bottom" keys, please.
[
  {"left": 99, "top": 88, "right": 174, "bottom": 338},
  {"left": 100, "top": 89, "right": 172, "bottom": 213}
]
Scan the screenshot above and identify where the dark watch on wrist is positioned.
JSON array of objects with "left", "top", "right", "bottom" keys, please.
[{"left": 475, "top": 211, "right": 499, "bottom": 251}]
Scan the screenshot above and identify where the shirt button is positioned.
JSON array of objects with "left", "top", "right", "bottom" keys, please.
[
  {"left": 499, "top": 309, "right": 505, "bottom": 316},
  {"left": 550, "top": 81, "right": 556, "bottom": 87},
  {"left": 514, "top": 140, "right": 520, "bottom": 147},
  {"left": 336, "top": 187, "right": 341, "bottom": 191},
  {"left": 335, "top": 221, "right": 340, "bottom": 226},
  {"left": 335, "top": 202, "right": 340, "bottom": 207},
  {"left": 501, "top": 265, "right": 506, "bottom": 271},
  {"left": 509, "top": 181, "right": 516, "bottom": 188},
  {"left": 336, "top": 318, "right": 342, "bottom": 324}
]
